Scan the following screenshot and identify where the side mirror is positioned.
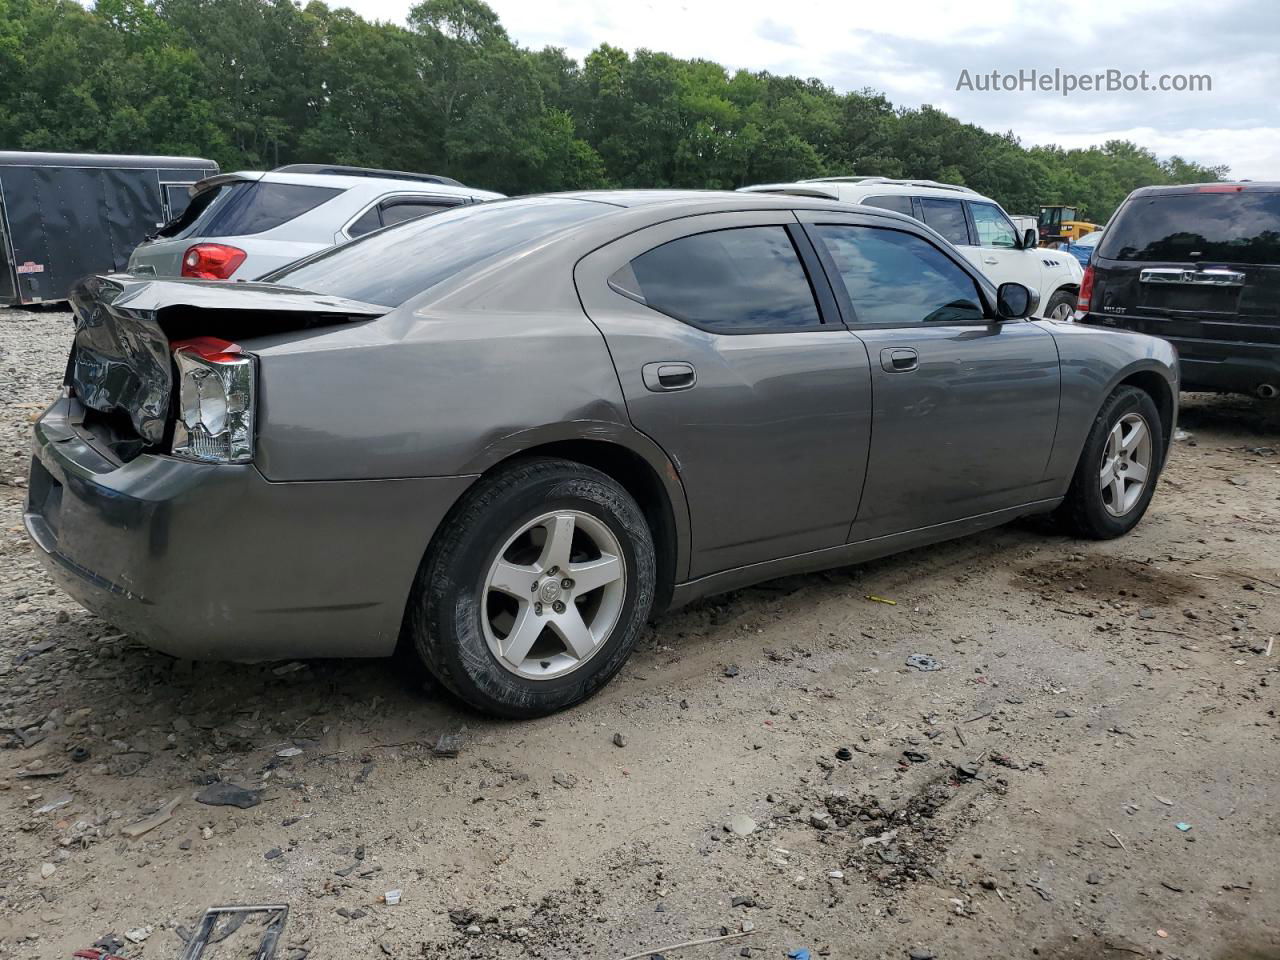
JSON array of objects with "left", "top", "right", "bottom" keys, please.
[
  {"left": 1023, "top": 228, "right": 1038, "bottom": 249},
  {"left": 996, "top": 282, "right": 1039, "bottom": 320}
]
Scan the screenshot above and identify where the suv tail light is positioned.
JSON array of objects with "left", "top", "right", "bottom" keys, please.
[
  {"left": 181, "top": 243, "right": 246, "bottom": 279},
  {"left": 170, "top": 337, "right": 255, "bottom": 463},
  {"left": 1077, "top": 265, "right": 1094, "bottom": 313}
]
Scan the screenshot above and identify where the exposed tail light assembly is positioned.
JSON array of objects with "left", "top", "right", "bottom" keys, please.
[
  {"left": 181, "top": 243, "right": 246, "bottom": 279},
  {"left": 1076, "top": 264, "right": 1094, "bottom": 313},
  {"left": 170, "top": 337, "right": 255, "bottom": 464}
]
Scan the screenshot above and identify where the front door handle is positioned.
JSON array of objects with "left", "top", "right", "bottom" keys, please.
[
  {"left": 983, "top": 256, "right": 999, "bottom": 265},
  {"left": 642, "top": 361, "right": 697, "bottom": 392},
  {"left": 880, "top": 347, "right": 919, "bottom": 373}
]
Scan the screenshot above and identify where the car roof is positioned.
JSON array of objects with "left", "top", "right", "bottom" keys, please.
[
  {"left": 219, "top": 170, "right": 503, "bottom": 198},
  {"left": 739, "top": 178, "right": 992, "bottom": 204}
]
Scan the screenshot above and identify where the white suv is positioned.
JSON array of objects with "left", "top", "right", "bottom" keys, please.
[
  {"left": 128, "top": 164, "right": 504, "bottom": 281},
  {"left": 739, "top": 177, "right": 1082, "bottom": 320}
]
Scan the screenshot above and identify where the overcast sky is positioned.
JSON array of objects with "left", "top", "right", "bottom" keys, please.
[{"left": 340, "top": 0, "right": 1277, "bottom": 179}]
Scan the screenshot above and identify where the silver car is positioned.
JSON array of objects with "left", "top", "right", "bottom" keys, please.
[
  {"left": 26, "top": 191, "right": 1178, "bottom": 717},
  {"left": 127, "top": 164, "right": 503, "bottom": 281}
]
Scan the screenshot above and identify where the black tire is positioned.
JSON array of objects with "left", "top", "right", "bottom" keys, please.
[
  {"left": 1058, "top": 386, "right": 1164, "bottom": 539},
  {"left": 1043, "top": 288, "right": 1076, "bottom": 321},
  {"left": 408, "top": 458, "right": 656, "bottom": 718}
]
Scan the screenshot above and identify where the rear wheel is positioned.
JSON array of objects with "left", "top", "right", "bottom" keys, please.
[
  {"left": 1044, "top": 288, "right": 1076, "bottom": 321},
  {"left": 1058, "top": 386, "right": 1164, "bottom": 538},
  {"left": 408, "top": 458, "right": 656, "bottom": 717}
]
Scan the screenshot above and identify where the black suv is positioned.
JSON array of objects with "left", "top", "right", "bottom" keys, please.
[{"left": 1077, "top": 183, "right": 1280, "bottom": 398}]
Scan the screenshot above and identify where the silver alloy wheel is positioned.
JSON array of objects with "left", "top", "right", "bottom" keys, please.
[
  {"left": 1048, "top": 301, "right": 1075, "bottom": 321},
  {"left": 481, "top": 510, "right": 627, "bottom": 680},
  {"left": 1099, "top": 412, "right": 1153, "bottom": 517}
]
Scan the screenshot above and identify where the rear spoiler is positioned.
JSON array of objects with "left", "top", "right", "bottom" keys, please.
[{"left": 187, "top": 171, "right": 263, "bottom": 198}]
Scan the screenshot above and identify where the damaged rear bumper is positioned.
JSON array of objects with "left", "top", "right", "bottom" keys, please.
[{"left": 25, "top": 396, "right": 475, "bottom": 660}]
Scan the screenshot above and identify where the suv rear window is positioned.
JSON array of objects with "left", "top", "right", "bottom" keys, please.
[
  {"left": 1098, "top": 191, "right": 1280, "bottom": 264},
  {"left": 265, "top": 197, "right": 613, "bottom": 307},
  {"left": 200, "top": 182, "right": 342, "bottom": 238}
]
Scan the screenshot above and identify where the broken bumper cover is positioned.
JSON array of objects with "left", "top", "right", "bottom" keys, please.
[{"left": 24, "top": 396, "right": 475, "bottom": 660}]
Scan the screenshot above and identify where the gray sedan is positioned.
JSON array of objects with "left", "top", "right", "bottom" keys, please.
[{"left": 25, "top": 191, "right": 1178, "bottom": 716}]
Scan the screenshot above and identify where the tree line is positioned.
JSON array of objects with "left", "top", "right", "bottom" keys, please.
[{"left": 0, "top": 0, "right": 1228, "bottom": 222}]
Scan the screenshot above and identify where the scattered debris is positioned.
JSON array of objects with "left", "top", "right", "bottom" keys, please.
[
  {"left": 723, "top": 664, "right": 741, "bottom": 678},
  {"left": 383, "top": 889, "right": 402, "bottom": 905},
  {"left": 614, "top": 929, "right": 756, "bottom": 960},
  {"left": 724, "top": 814, "right": 757, "bottom": 836},
  {"left": 432, "top": 732, "right": 465, "bottom": 757},
  {"left": 865, "top": 595, "right": 897, "bottom": 605},
  {"left": 122, "top": 795, "right": 183, "bottom": 839},
  {"left": 33, "top": 793, "right": 73, "bottom": 814},
  {"left": 905, "top": 654, "right": 941, "bottom": 672},
  {"left": 1175, "top": 822, "right": 1192, "bottom": 832},
  {"left": 612, "top": 733, "right": 627, "bottom": 748},
  {"left": 196, "top": 782, "right": 263, "bottom": 809},
  {"left": 835, "top": 746, "right": 853, "bottom": 761}
]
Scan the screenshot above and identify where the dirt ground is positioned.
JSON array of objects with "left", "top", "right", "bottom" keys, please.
[{"left": 2, "top": 305, "right": 1278, "bottom": 960}]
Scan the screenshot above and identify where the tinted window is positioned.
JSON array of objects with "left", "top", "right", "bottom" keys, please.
[
  {"left": 610, "top": 226, "right": 821, "bottom": 332},
  {"left": 202, "top": 182, "right": 342, "bottom": 237},
  {"left": 347, "top": 205, "right": 382, "bottom": 238},
  {"left": 970, "top": 202, "right": 1018, "bottom": 248},
  {"left": 813, "top": 224, "right": 985, "bottom": 325},
  {"left": 863, "top": 194, "right": 915, "bottom": 217},
  {"left": 155, "top": 183, "right": 225, "bottom": 238},
  {"left": 381, "top": 200, "right": 455, "bottom": 227},
  {"left": 920, "top": 198, "right": 970, "bottom": 245},
  {"left": 1097, "top": 191, "right": 1280, "bottom": 264},
  {"left": 266, "top": 197, "right": 613, "bottom": 307}
]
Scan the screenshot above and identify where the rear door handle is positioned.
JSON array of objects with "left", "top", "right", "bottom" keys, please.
[
  {"left": 880, "top": 347, "right": 919, "bottom": 373},
  {"left": 642, "top": 361, "right": 697, "bottom": 392}
]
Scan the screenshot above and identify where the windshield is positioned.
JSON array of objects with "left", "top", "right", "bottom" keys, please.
[
  {"left": 265, "top": 197, "right": 616, "bottom": 307},
  {"left": 1097, "top": 190, "right": 1280, "bottom": 263},
  {"left": 1077, "top": 231, "right": 1103, "bottom": 247}
]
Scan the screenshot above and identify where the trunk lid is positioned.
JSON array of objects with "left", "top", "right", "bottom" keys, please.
[{"left": 66, "top": 274, "right": 387, "bottom": 453}]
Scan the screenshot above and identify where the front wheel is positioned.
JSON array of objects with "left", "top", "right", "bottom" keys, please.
[
  {"left": 1058, "top": 386, "right": 1164, "bottom": 539},
  {"left": 408, "top": 458, "right": 656, "bottom": 718}
]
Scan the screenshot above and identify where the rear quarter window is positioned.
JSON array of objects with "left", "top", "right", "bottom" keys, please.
[
  {"left": 1099, "top": 191, "right": 1280, "bottom": 264},
  {"left": 201, "top": 182, "right": 343, "bottom": 238}
]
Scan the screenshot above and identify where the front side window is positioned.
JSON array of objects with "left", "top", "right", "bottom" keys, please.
[
  {"left": 919, "top": 198, "right": 971, "bottom": 245},
  {"left": 862, "top": 194, "right": 915, "bottom": 217},
  {"left": 812, "top": 224, "right": 985, "bottom": 325},
  {"left": 969, "top": 202, "right": 1019, "bottom": 248},
  {"left": 609, "top": 226, "right": 821, "bottom": 332}
]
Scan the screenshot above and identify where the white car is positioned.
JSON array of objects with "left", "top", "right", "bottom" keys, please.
[
  {"left": 739, "top": 177, "right": 1083, "bottom": 321},
  {"left": 128, "top": 164, "right": 504, "bottom": 281}
]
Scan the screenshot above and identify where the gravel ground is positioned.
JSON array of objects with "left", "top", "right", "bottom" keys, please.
[{"left": 1, "top": 305, "right": 1278, "bottom": 960}]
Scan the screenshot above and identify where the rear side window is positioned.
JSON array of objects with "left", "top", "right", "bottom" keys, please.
[
  {"left": 1098, "top": 191, "right": 1280, "bottom": 264},
  {"left": 201, "top": 182, "right": 342, "bottom": 238},
  {"left": 969, "top": 202, "right": 1019, "bottom": 248},
  {"left": 609, "top": 226, "right": 821, "bottom": 333},
  {"left": 812, "top": 224, "right": 985, "bottom": 325},
  {"left": 266, "top": 197, "right": 613, "bottom": 307},
  {"left": 382, "top": 199, "right": 455, "bottom": 227},
  {"left": 155, "top": 183, "right": 224, "bottom": 238},
  {"left": 919, "top": 198, "right": 971, "bottom": 245},
  {"left": 348, "top": 199, "right": 460, "bottom": 238},
  {"left": 862, "top": 194, "right": 915, "bottom": 217}
]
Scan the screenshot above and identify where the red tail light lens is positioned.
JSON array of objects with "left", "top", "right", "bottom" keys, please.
[
  {"left": 1077, "top": 265, "right": 1094, "bottom": 312},
  {"left": 181, "top": 243, "right": 247, "bottom": 280}
]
